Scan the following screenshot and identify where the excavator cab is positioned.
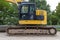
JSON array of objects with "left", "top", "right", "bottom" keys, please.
[
  {"left": 18, "top": 2, "right": 46, "bottom": 25},
  {"left": 19, "top": 2, "right": 36, "bottom": 20}
]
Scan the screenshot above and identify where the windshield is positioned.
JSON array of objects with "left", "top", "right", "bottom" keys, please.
[{"left": 21, "top": 5, "right": 28, "bottom": 13}]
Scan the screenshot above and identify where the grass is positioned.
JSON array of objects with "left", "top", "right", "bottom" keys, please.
[{"left": 56, "top": 28, "right": 60, "bottom": 31}]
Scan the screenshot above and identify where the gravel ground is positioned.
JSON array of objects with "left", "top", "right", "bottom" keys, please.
[{"left": 0, "top": 31, "right": 60, "bottom": 40}]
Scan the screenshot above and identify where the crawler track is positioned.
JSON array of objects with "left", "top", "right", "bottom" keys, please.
[{"left": 6, "top": 26, "right": 57, "bottom": 35}]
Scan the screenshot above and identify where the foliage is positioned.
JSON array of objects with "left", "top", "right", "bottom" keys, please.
[
  {"left": 0, "top": 0, "right": 18, "bottom": 25},
  {"left": 48, "top": 3, "right": 60, "bottom": 25},
  {"left": 55, "top": 3, "right": 60, "bottom": 25}
]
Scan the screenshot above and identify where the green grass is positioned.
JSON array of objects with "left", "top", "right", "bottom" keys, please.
[{"left": 56, "top": 28, "right": 60, "bottom": 31}]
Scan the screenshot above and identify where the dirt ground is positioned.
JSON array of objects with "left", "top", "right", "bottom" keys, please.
[{"left": 0, "top": 31, "right": 59, "bottom": 40}]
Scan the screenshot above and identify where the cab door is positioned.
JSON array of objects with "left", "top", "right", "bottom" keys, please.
[
  {"left": 19, "top": 4, "right": 29, "bottom": 20},
  {"left": 19, "top": 4, "right": 35, "bottom": 20}
]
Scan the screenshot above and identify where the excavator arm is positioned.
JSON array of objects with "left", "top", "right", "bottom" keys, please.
[
  {"left": 6, "top": 0, "right": 24, "bottom": 6},
  {"left": 6, "top": 0, "right": 23, "bottom": 3}
]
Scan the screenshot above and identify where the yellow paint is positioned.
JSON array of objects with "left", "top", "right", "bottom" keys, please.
[
  {"left": 6, "top": 0, "right": 23, "bottom": 3},
  {"left": 19, "top": 20, "right": 47, "bottom": 25},
  {"left": 36, "top": 10, "right": 45, "bottom": 16},
  {"left": 19, "top": 10, "right": 47, "bottom": 25},
  {"left": 36, "top": 10, "right": 40, "bottom": 15}
]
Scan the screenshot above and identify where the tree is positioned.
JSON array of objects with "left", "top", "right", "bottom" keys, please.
[
  {"left": 0, "top": 0, "right": 18, "bottom": 25},
  {"left": 29, "top": 0, "right": 35, "bottom": 3},
  {"left": 47, "top": 3, "right": 60, "bottom": 25},
  {"left": 55, "top": 3, "right": 60, "bottom": 25},
  {"left": 50, "top": 14, "right": 58, "bottom": 25}
]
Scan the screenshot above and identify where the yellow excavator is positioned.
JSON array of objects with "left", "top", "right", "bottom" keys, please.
[{"left": 6, "top": 0, "right": 57, "bottom": 35}]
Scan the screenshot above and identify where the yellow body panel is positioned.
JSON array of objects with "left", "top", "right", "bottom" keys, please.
[
  {"left": 36, "top": 10, "right": 45, "bottom": 16},
  {"left": 19, "top": 10, "right": 47, "bottom": 25},
  {"left": 19, "top": 20, "right": 47, "bottom": 25},
  {"left": 6, "top": 0, "right": 23, "bottom": 3},
  {"left": 36, "top": 10, "right": 42, "bottom": 15}
]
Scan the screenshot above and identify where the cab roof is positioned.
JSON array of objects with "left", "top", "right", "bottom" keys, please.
[{"left": 18, "top": 2, "right": 35, "bottom": 5}]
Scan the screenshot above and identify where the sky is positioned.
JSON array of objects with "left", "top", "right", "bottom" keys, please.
[
  {"left": 46, "top": 0, "right": 60, "bottom": 11},
  {"left": 25, "top": 0, "right": 60, "bottom": 11}
]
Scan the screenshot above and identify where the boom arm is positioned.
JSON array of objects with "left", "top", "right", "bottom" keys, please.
[
  {"left": 6, "top": 0, "right": 24, "bottom": 6},
  {"left": 6, "top": 0, "right": 24, "bottom": 3}
]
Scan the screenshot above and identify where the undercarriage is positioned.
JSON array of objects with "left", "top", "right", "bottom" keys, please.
[{"left": 6, "top": 25, "right": 57, "bottom": 35}]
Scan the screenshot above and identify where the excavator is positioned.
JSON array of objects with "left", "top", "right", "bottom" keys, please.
[{"left": 6, "top": 0, "right": 57, "bottom": 35}]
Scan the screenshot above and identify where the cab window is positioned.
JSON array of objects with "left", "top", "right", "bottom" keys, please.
[{"left": 21, "top": 5, "right": 28, "bottom": 13}]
